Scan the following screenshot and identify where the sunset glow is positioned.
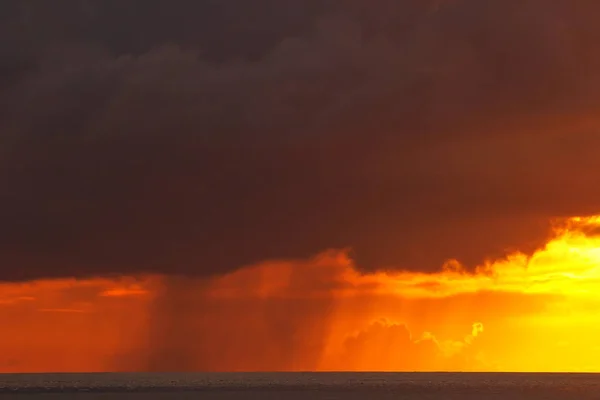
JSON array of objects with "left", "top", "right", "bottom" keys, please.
[{"left": 1, "top": 215, "right": 600, "bottom": 373}]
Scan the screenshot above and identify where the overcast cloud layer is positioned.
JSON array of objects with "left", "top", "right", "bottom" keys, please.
[{"left": 2, "top": 0, "right": 600, "bottom": 281}]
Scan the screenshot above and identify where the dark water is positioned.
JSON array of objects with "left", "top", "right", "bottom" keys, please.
[{"left": 1, "top": 372, "right": 599, "bottom": 399}]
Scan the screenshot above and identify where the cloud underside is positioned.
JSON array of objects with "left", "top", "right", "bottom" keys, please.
[
  {"left": 2, "top": 0, "right": 600, "bottom": 280},
  {"left": 2, "top": 216, "right": 600, "bottom": 372}
]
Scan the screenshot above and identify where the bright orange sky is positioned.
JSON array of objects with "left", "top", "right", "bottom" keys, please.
[{"left": 2, "top": 215, "right": 600, "bottom": 373}]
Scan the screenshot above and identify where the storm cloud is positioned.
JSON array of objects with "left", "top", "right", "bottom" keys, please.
[{"left": 2, "top": 0, "right": 600, "bottom": 281}]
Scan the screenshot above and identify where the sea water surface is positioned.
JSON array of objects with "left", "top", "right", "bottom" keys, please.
[{"left": 1, "top": 372, "right": 599, "bottom": 399}]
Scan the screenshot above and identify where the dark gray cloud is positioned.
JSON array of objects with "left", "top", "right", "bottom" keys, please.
[{"left": 2, "top": 0, "right": 600, "bottom": 281}]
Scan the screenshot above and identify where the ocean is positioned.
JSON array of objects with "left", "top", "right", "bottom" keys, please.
[{"left": 1, "top": 372, "right": 599, "bottom": 399}]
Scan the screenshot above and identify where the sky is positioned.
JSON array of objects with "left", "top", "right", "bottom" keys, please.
[{"left": 1, "top": 0, "right": 600, "bottom": 372}]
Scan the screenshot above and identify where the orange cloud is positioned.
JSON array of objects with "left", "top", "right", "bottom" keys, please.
[
  {"left": 99, "top": 285, "right": 149, "bottom": 298},
  {"left": 2, "top": 215, "right": 600, "bottom": 372}
]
